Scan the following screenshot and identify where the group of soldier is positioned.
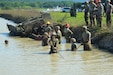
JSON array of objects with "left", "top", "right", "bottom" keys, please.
[
  {"left": 41, "top": 21, "right": 91, "bottom": 54},
  {"left": 84, "top": 0, "right": 113, "bottom": 28}
]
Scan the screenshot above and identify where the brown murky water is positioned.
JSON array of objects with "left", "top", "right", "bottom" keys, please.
[{"left": 0, "top": 17, "right": 113, "bottom": 75}]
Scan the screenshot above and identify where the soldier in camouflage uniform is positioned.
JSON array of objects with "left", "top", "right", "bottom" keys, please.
[
  {"left": 84, "top": 1, "right": 89, "bottom": 26},
  {"left": 49, "top": 33, "right": 59, "bottom": 54},
  {"left": 106, "top": 0, "right": 113, "bottom": 27},
  {"left": 96, "top": 0, "right": 104, "bottom": 27},
  {"left": 42, "top": 32, "right": 49, "bottom": 46},
  {"left": 55, "top": 26, "right": 62, "bottom": 44},
  {"left": 82, "top": 26, "right": 92, "bottom": 51},
  {"left": 89, "top": 0, "right": 97, "bottom": 27},
  {"left": 64, "top": 24, "right": 73, "bottom": 43},
  {"left": 43, "top": 21, "right": 53, "bottom": 36}
]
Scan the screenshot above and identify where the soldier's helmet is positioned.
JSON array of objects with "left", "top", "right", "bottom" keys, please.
[
  {"left": 71, "top": 38, "right": 76, "bottom": 43},
  {"left": 106, "top": 0, "right": 111, "bottom": 2},
  {"left": 46, "top": 21, "right": 51, "bottom": 25},
  {"left": 56, "top": 26, "right": 60, "bottom": 30},
  {"left": 82, "top": 26, "right": 87, "bottom": 30},
  {"left": 5, "top": 40, "right": 8, "bottom": 44},
  {"left": 65, "top": 23, "right": 70, "bottom": 28}
]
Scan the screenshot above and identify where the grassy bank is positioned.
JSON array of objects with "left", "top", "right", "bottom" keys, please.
[{"left": 0, "top": 9, "right": 111, "bottom": 27}]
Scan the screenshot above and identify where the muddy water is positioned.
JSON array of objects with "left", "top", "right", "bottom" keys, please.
[{"left": 0, "top": 17, "right": 113, "bottom": 75}]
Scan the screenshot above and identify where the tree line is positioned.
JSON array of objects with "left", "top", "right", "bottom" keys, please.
[{"left": 0, "top": 1, "right": 82, "bottom": 10}]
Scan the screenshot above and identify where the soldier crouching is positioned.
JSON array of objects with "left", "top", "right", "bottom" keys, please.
[{"left": 49, "top": 33, "right": 59, "bottom": 54}]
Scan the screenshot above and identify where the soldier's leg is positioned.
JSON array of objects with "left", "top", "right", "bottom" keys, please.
[
  {"left": 92, "top": 15, "right": 96, "bottom": 26},
  {"left": 99, "top": 16, "right": 102, "bottom": 27},
  {"left": 90, "top": 14, "right": 93, "bottom": 27},
  {"left": 109, "top": 15, "right": 112, "bottom": 27},
  {"left": 106, "top": 15, "right": 108, "bottom": 27},
  {"left": 106, "top": 14, "right": 110, "bottom": 27},
  {"left": 96, "top": 15, "right": 99, "bottom": 26},
  {"left": 84, "top": 13, "right": 89, "bottom": 26}
]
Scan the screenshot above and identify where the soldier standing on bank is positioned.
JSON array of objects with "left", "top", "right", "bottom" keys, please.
[
  {"left": 64, "top": 24, "right": 73, "bottom": 43},
  {"left": 81, "top": 26, "right": 92, "bottom": 51},
  {"left": 89, "top": 0, "right": 97, "bottom": 27},
  {"left": 49, "top": 33, "right": 59, "bottom": 54},
  {"left": 106, "top": 0, "right": 113, "bottom": 27},
  {"left": 55, "top": 26, "right": 62, "bottom": 44},
  {"left": 84, "top": 1, "right": 89, "bottom": 26},
  {"left": 96, "top": 0, "right": 104, "bottom": 27}
]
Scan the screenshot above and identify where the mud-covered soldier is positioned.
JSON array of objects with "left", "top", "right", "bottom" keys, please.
[
  {"left": 84, "top": 1, "right": 89, "bottom": 26},
  {"left": 81, "top": 26, "right": 92, "bottom": 51},
  {"left": 71, "top": 38, "right": 77, "bottom": 51},
  {"left": 64, "top": 24, "right": 73, "bottom": 43},
  {"left": 96, "top": 0, "right": 104, "bottom": 27},
  {"left": 49, "top": 33, "right": 59, "bottom": 54},
  {"left": 42, "top": 32, "right": 49, "bottom": 46},
  {"left": 89, "top": 0, "right": 97, "bottom": 27},
  {"left": 43, "top": 21, "right": 53, "bottom": 36},
  {"left": 55, "top": 26, "right": 62, "bottom": 44},
  {"left": 106, "top": 0, "right": 113, "bottom": 27}
]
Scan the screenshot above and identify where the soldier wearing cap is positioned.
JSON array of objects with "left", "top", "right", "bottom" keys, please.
[
  {"left": 71, "top": 38, "right": 77, "bottom": 51},
  {"left": 64, "top": 23, "right": 73, "bottom": 43},
  {"left": 96, "top": 0, "right": 104, "bottom": 27},
  {"left": 106, "top": 0, "right": 113, "bottom": 27},
  {"left": 55, "top": 26, "right": 62, "bottom": 44},
  {"left": 84, "top": 1, "right": 89, "bottom": 26},
  {"left": 43, "top": 21, "right": 53, "bottom": 35},
  {"left": 81, "top": 26, "right": 92, "bottom": 51},
  {"left": 89, "top": 0, "right": 97, "bottom": 27},
  {"left": 49, "top": 33, "right": 59, "bottom": 54},
  {"left": 42, "top": 32, "right": 49, "bottom": 46}
]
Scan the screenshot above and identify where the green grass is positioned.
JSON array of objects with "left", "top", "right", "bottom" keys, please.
[
  {"left": 50, "top": 12, "right": 113, "bottom": 28},
  {"left": 50, "top": 12, "right": 85, "bottom": 27},
  {"left": 0, "top": 9, "right": 113, "bottom": 28}
]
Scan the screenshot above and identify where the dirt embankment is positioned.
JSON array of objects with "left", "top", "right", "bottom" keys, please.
[
  {"left": 1, "top": 14, "right": 113, "bottom": 53},
  {"left": 0, "top": 14, "right": 27, "bottom": 23}
]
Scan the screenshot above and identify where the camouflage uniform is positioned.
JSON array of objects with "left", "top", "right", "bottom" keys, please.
[
  {"left": 84, "top": 2, "right": 89, "bottom": 26},
  {"left": 106, "top": 1, "right": 113, "bottom": 27},
  {"left": 55, "top": 26, "right": 62, "bottom": 44},
  {"left": 49, "top": 35, "right": 59, "bottom": 54},
  {"left": 89, "top": 2, "right": 97, "bottom": 27},
  {"left": 64, "top": 28, "right": 73, "bottom": 43},
  {"left": 96, "top": 3, "right": 104, "bottom": 27},
  {"left": 42, "top": 32, "right": 49, "bottom": 46},
  {"left": 82, "top": 26, "right": 92, "bottom": 51}
]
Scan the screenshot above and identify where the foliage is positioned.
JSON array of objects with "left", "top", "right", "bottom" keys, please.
[{"left": 0, "top": 1, "right": 82, "bottom": 9}]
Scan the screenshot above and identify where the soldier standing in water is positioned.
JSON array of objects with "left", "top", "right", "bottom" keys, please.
[{"left": 81, "top": 26, "right": 92, "bottom": 51}]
